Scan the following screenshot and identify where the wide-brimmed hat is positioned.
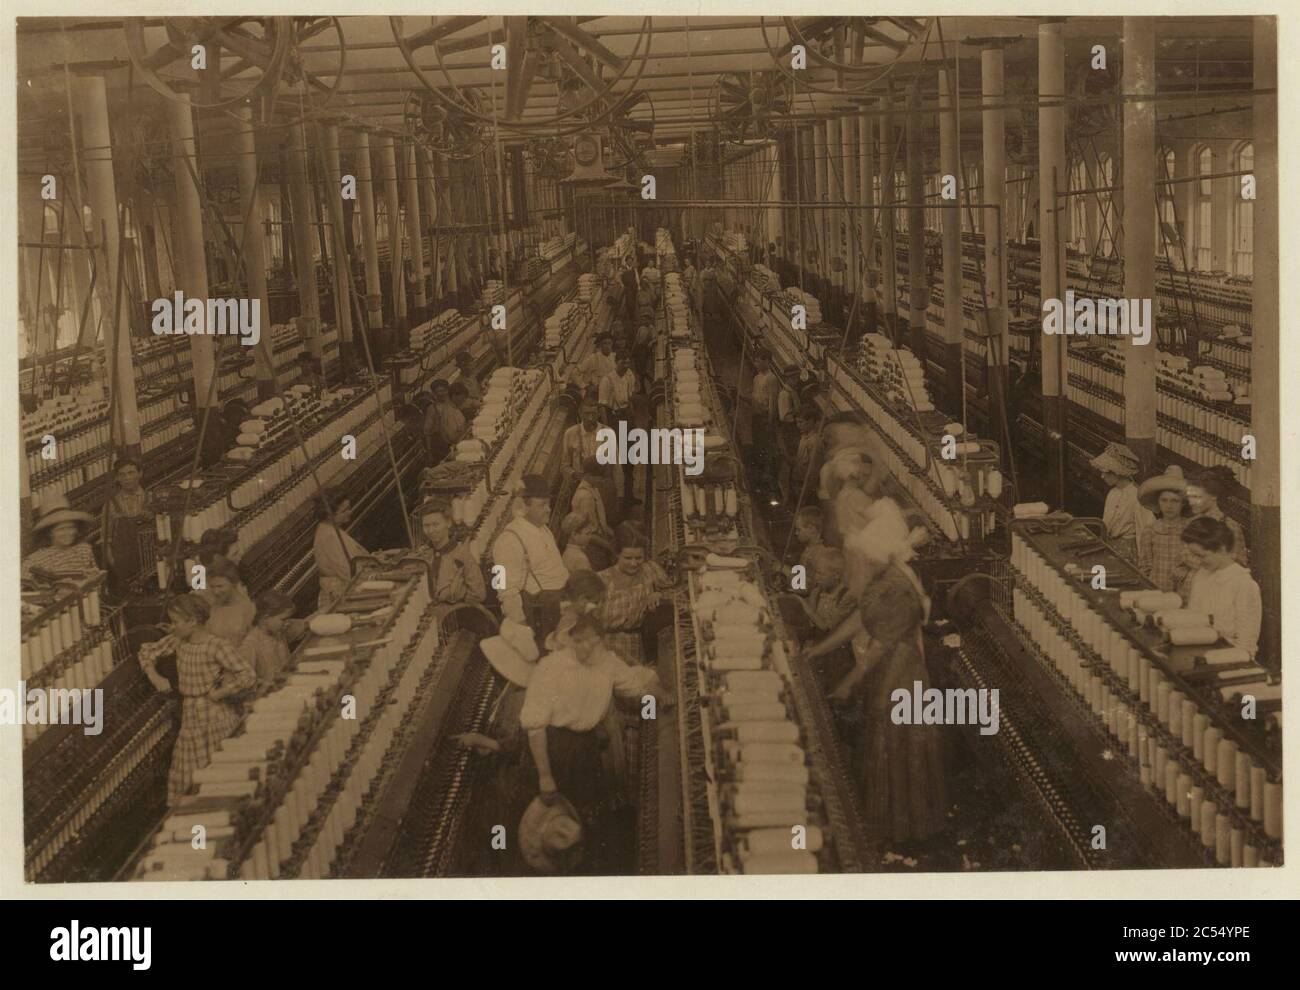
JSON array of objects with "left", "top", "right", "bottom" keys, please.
[
  {"left": 1138, "top": 465, "right": 1187, "bottom": 511},
  {"left": 32, "top": 494, "right": 94, "bottom": 532},
  {"left": 1089, "top": 442, "right": 1141, "bottom": 478},
  {"left": 481, "top": 618, "right": 540, "bottom": 687},
  {"left": 518, "top": 794, "right": 585, "bottom": 874}
]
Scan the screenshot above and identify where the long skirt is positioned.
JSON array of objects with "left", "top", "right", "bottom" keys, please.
[
  {"left": 523, "top": 725, "right": 609, "bottom": 830},
  {"left": 852, "top": 638, "right": 947, "bottom": 845},
  {"left": 168, "top": 695, "right": 242, "bottom": 804}
]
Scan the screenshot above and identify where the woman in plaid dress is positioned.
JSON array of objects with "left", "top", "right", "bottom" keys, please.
[
  {"left": 596, "top": 523, "right": 672, "bottom": 667},
  {"left": 139, "top": 595, "right": 256, "bottom": 805}
]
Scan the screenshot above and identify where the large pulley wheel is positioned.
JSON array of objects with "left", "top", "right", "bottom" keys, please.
[
  {"left": 123, "top": 17, "right": 293, "bottom": 112},
  {"left": 389, "top": 16, "right": 652, "bottom": 133},
  {"left": 402, "top": 88, "right": 490, "bottom": 160},
  {"left": 710, "top": 71, "right": 793, "bottom": 144},
  {"left": 762, "top": 16, "right": 932, "bottom": 93}
]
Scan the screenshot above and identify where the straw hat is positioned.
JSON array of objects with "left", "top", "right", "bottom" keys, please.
[
  {"left": 1138, "top": 465, "right": 1187, "bottom": 511},
  {"left": 518, "top": 794, "right": 585, "bottom": 874},
  {"left": 1089, "top": 442, "right": 1141, "bottom": 478},
  {"left": 480, "top": 619, "right": 540, "bottom": 688},
  {"left": 32, "top": 494, "right": 94, "bottom": 532}
]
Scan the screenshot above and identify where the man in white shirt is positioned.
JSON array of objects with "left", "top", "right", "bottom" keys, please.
[
  {"left": 492, "top": 474, "right": 570, "bottom": 641},
  {"left": 521, "top": 614, "right": 670, "bottom": 826},
  {"left": 599, "top": 353, "right": 640, "bottom": 504},
  {"left": 577, "top": 334, "right": 617, "bottom": 397},
  {"left": 598, "top": 353, "right": 638, "bottom": 423},
  {"left": 563, "top": 399, "right": 618, "bottom": 518}
]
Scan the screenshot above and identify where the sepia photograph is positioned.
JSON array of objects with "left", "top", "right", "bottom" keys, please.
[{"left": 7, "top": 9, "right": 1285, "bottom": 889}]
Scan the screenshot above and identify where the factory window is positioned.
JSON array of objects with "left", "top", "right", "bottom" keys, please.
[
  {"left": 1095, "top": 154, "right": 1116, "bottom": 258},
  {"left": 1195, "top": 145, "right": 1214, "bottom": 270},
  {"left": 1068, "top": 159, "right": 1089, "bottom": 254},
  {"left": 1232, "top": 141, "right": 1253, "bottom": 277}
]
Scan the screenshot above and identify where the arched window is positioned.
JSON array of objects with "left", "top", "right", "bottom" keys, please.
[
  {"left": 1096, "top": 154, "right": 1116, "bottom": 257},
  {"left": 1195, "top": 145, "right": 1214, "bottom": 270},
  {"left": 1156, "top": 148, "right": 1176, "bottom": 256},
  {"left": 1232, "top": 141, "right": 1253, "bottom": 276},
  {"left": 1068, "top": 159, "right": 1089, "bottom": 253}
]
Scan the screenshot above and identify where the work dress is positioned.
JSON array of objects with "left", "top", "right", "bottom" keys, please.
[
  {"left": 142, "top": 633, "right": 256, "bottom": 805},
  {"left": 848, "top": 566, "right": 947, "bottom": 846}
]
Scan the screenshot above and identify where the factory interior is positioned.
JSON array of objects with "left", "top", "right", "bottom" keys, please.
[{"left": 14, "top": 14, "right": 1282, "bottom": 882}]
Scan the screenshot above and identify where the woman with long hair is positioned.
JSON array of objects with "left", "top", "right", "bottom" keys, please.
[
  {"left": 313, "top": 487, "right": 367, "bottom": 611},
  {"left": 1185, "top": 465, "right": 1248, "bottom": 568},
  {"left": 1181, "top": 516, "right": 1262, "bottom": 658}
]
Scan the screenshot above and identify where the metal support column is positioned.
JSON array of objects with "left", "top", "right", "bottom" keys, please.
[
  {"left": 351, "top": 127, "right": 386, "bottom": 364},
  {"left": 939, "top": 65, "right": 965, "bottom": 415},
  {"left": 1122, "top": 18, "right": 1158, "bottom": 472},
  {"left": 287, "top": 119, "right": 323, "bottom": 372},
  {"left": 860, "top": 106, "right": 876, "bottom": 327},
  {"left": 235, "top": 107, "right": 277, "bottom": 400},
  {"left": 880, "top": 94, "right": 898, "bottom": 339},
  {"left": 1250, "top": 15, "right": 1280, "bottom": 669},
  {"left": 318, "top": 119, "right": 356, "bottom": 378},
  {"left": 982, "top": 45, "right": 1010, "bottom": 468},
  {"left": 1038, "top": 20, "right": 1068, "bottom": 507},
  {"left": 167, "top": 96, "right": 216, "bottom": 433},
  {"left": 379, "top": 133, "right": 407, "bottom": 342},
  {"left": 73, "top": 72, "right": 141, "bottom": 456},
  {"left": 906, "top": 82, "right": 929, "bottom": 363},
  {"left": 404, "top": 140, "right": 428, "bottom": 326}
]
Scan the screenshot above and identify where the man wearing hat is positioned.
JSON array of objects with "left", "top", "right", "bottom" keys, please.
[
  {"left": 23, "top": 495, "right": 98, "bottom": 580},
  {"left": 518, "top": 793, "right": 585, "bottom": 874},
  {"left": 1090, "top": 441, "right": 1152, "bottom": 559},
  {"left": 493, "top": 474, "right": 570, "bottom": 641},
  {"left": 1136, "top": 465, "right": 1189, "bottom": 592}
]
